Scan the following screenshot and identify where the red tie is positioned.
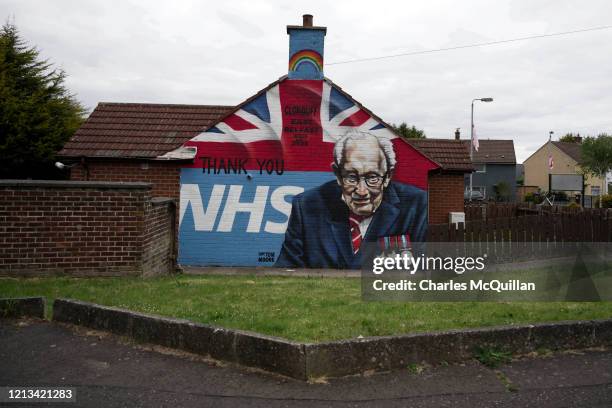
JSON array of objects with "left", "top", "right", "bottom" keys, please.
[{"left": 349, "top": 214, "right": 365, "bottom": 254}]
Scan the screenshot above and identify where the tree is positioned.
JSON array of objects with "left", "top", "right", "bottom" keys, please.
[
  {"left": 559, "top": 133, "right": 582, "bottom": 143},
  {"left": 391, "top": 122, "right": 426, "bottom": 139},
  {"left": 0, "top": 22, "right": 85, "bottom": 179},
  {"left": 493, "top": 181, "right": 511, "bottom": 202},
  {"left": 580, "top": 134, "right": 612, "bottom": 207}
]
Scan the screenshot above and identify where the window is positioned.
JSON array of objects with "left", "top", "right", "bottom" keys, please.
[
  {"left": 475, "top": 164, "right": 486, "bottom": 173},
  {"left": 591, "top": 186, "right": 601, "bottom": 196},
  {"left": 473, "top": 186, "right": 486, "bottom": 195},
  {"left": 465, "top": 186, "right": 486, "bottom": 200}
]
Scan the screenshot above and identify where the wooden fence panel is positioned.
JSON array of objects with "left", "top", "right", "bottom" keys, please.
[
  {"left": 464, "top": 220, "right": 474, "bottom": 258},
  {"left": 501, "top": 218, "right": 510, "bottom": 262},
  {"left": 429, "top": 208, "right": 611, "bottom": 262},
  {"left": 517, "top": 216, "right": 526, "bottom": 258},
  {"left": 595, "top": 210, "right": 605, "bottom": 241}
]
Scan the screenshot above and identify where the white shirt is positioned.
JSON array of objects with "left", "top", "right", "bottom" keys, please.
[
  {"left": 342, "top": 195, "right": 375, "bottom": 237},
  {"left": 357, "top": 216, "right": 373, "bottom": 238}
]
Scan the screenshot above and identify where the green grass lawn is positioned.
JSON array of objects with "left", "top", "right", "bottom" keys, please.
[{"left": 1, "top": 275, "right": 611, "bottom": 342}]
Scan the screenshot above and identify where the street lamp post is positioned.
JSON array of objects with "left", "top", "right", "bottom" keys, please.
[{"left": 469, "top": 97, "right": 494, "bottom": 201}]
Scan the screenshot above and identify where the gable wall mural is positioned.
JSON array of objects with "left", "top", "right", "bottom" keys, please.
[{"left": 177, "top": 17, "right": 439, "bottom": 268}]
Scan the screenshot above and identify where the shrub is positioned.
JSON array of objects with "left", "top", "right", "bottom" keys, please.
[
  {"left": 494, "top": 182, "right": 511, "bottom": 202},
  {"left": 600, "top": 194, "right": 612, "bottom": 208},
  {"left": 525, "top": 192, "right": 545, "bottom": 204}
]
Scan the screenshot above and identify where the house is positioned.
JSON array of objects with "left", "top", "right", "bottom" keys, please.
[
  {"left": 59, "top": 15, "right": 472, "bottom": 268},
  {"left": 461, "top": 139, "right": 517, "bottom": 201},
  {"left": 523, "top": 140, "right": 606, "bottom": 197},
  {"left": 404, "top": 138, "right": 473, "bottom": 222},
  {"left": 59, "top": 103, "right": 233, "bottom": 198}
]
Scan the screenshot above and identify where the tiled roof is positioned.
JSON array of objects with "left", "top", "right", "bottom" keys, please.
[
  {"left": 405, "top": 139, "right": 473, "bottom": 172},
  {"left": 59, "top": 85, "right": 469, "bottom": 173},
  {"left": 460, "top": 139, "right": 516, "bottom": 164},
  {"left": 58, "top": 103, "right": 234, "bottom": 159},
  {"left": 552, "top": 141, "right": 581, "bottom": 163}
]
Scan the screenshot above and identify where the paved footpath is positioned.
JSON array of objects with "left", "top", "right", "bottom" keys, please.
[{"left": 1, "top": 319, "right": 611, "bottom": 407}]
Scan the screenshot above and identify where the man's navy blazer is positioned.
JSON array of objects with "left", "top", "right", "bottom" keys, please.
[{"left": 275, "top": 180, "right": 428, "bottom": 269}]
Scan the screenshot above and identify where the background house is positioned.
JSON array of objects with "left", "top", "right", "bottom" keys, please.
[
  {"left": 405, "top": 139, "right": 473, "bottom": 222},
  {"left": 516, "top": 163, "right": 524, "bottom": 184},
  {"left": 462, "top": 140, "right": 517, "bottom": 201},
  {"left": 523, "top": 140, "right": 606, "bottom": 198},
  {"left": 59, "top": 103, "right": 232, "bottom": 199}
]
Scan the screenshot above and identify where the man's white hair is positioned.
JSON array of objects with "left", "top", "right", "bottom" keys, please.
[{"left": 332, "top": 130, "right": 396, "bottom": 174}]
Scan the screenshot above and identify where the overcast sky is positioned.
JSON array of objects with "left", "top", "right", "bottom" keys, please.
[{"left": 3, "top": 0, "right": 611, "bottom": 162}]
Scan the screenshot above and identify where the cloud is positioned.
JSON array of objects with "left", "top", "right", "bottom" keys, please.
[{"left": 3, "top": 0, "right": 612, "bottom": 161}]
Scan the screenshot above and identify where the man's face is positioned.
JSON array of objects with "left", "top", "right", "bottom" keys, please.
[{"left": 336, "top": 138, "right": 389, "bottom": 217}]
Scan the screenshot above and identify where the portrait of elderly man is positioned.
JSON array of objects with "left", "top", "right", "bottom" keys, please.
[{"left": 275, "top": 130, "right": 428, "bottom": 269}]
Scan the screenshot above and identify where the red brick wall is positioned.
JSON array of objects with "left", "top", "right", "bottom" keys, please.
[
  {"left": 142, "top": 198, "right": 176, "bottom": 277},
  {"left": 70, "top": 159, "right": 180, "bottom": 260},
  {"left": 428, "top": 173, "right": 465, "bottom": 224},
  {"left": 70, "top": 160, "right": 181, "bottom": 200},
  {"left": 0, "top": 180, "right": 175, "bottom": 277}
]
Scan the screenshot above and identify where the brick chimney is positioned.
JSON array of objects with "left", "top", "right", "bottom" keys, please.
[
  {"left": 286, "top": 14, "right": 327, "bottom": 80},
  {"left": 455, "top": 128, "right": 461, "bottom": 140}
]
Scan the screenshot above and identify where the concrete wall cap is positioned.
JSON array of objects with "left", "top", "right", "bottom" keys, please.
[{"left": 0, "top": 179, "right": 152, "bottom": 189}]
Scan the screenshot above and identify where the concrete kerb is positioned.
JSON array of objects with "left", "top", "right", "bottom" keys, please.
[
  {"left": 49, "top": 298, "right": 612, "bottom": 380},
  {"left": 0, "top": 297, "right": 45, "bottom": 319},
  {"left": 52, "top": 298, "right": 307, "bottom": 380}
]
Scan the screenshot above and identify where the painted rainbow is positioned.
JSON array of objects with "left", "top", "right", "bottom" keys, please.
[{"left": 288, "top": 50, "right": 323, "bottom": 72}]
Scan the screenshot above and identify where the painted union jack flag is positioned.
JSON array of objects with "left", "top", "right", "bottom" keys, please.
[{"left": 184, "top": 79, "right": 436, "bottom": 190}]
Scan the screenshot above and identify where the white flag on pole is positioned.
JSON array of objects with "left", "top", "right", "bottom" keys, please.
[{"left": 472, "top": 124, "right": 479, "bottom": 152}]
